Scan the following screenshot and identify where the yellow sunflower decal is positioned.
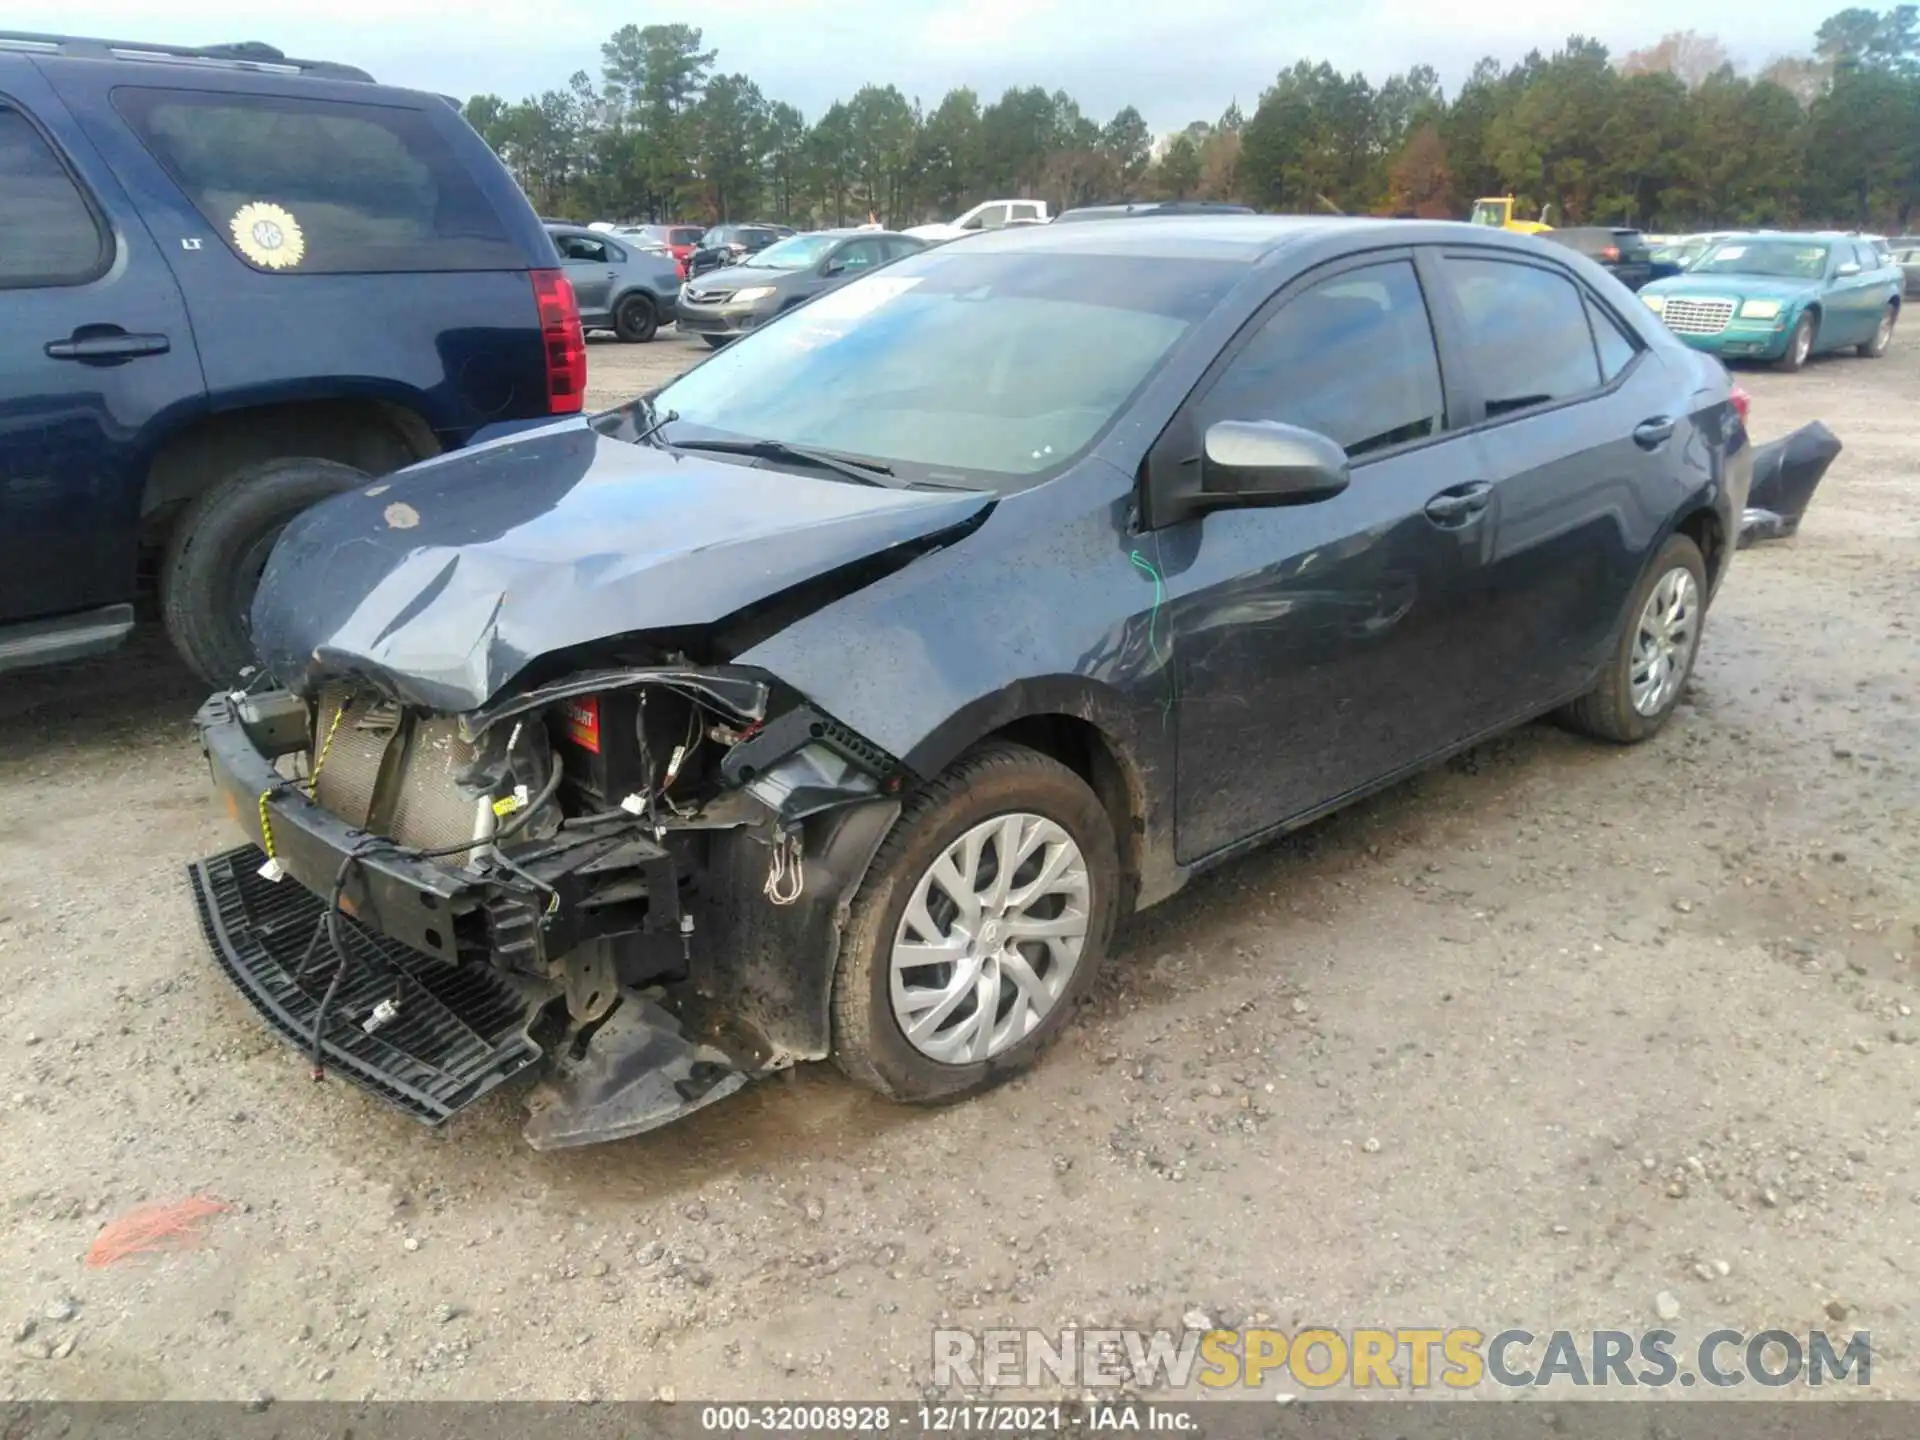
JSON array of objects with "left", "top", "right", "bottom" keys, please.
[{"left": 229, "top": 202, "right": 306, "bottom": 270}]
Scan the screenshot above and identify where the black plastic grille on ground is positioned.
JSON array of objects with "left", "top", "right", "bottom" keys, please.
[{"left": 187, "top": 846, "right": 542, "bottom": 1123}]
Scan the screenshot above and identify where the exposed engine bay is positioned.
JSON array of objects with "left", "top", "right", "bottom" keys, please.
[{"left": 190, "top": 658, "right": 906, "bottom": 1149}]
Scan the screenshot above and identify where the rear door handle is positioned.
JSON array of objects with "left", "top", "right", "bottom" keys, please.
[
  {"left": 45, "top": 329, "right": 171, "bottom": 364},
  {"left": 1633, "top": 416, "right": 1676, "bottom": 449},
  {"left": 1424, "top": 481, "right": 1492, "bottom": 526}
]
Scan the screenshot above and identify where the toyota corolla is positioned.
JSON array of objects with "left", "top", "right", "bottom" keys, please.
[{"left": 189, "top": 217, "right": 1800, "bottom": 1149}]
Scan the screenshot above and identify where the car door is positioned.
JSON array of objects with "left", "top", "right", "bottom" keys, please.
[
  {"left": 557, "top": 232, "right": 616, "bottom": 321},
  {"left": 1834, "top": 241, "right": 1880, "bottom": 344},
  {"left": 0, "top": 87, "right": 203, "bottom": 634},
  {"left": 1426, "top": 249, "right": 1674, "bottom": 728},
  {"left": 1151, "top": 251, "right": 1497, "bottom": 862}
]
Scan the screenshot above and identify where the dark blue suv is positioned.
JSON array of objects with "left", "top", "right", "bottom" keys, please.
[{"left": 0, "top": 33, "right": 587, "bottom": 684}]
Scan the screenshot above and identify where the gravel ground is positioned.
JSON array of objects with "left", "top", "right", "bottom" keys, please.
[{"left": 2, "top": 322, "right": 1916, "bottom": 1403}]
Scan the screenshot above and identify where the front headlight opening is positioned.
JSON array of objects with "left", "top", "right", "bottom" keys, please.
[
  {"left": 1740, "top": 299, "right": 1783, "bottom": 320},
  {"left": 732, "top": 286, "right": 777, "bottom": 303},
  {"left": 1643, "top": 294, "right": 1666, "bottom": 313}
]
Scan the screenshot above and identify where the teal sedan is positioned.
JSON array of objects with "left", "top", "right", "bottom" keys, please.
[{"left": 1639, "top": 233, "right": 1901, "bottom": 371}]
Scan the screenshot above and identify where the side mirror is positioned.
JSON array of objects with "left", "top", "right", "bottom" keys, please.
[
  {"left": 1200, "top": 420, "right": 1350, "bottom": 507},
  {"left": 1836, "top": 261, "right": 1862, "bottom": 277},
  {"left": 820, "top": 259, "right": 846, "bottom": 277}
]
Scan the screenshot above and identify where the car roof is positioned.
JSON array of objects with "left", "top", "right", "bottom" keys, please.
[
  {"left": 1, "top": 30, "right": 375, "bottom": 84},
  {"left": 952, "top": 214, "right": 1565, "bottom": 265}
]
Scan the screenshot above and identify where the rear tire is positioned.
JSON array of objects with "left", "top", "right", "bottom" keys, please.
[
  {"left": 701, "top": 335, "right": 731, "bottom": 350},
  {"left": 161, "top": 457, "right": 370, "bottom": 686},
  {"left": 614, "top": 294, "right": 658, "bottom": 344},
  {"left": 1558, "top": 534, "right": 1707, "bottom": 744},
  {"left": 1858, "top": 304, "right": 1896, "bottom": 358},
  {"left": 831, "top": 741, "right": 1120, "bottom": 1104},
  {"left": 1775, "top": 312, "right": 1815, "bottom": 371}
]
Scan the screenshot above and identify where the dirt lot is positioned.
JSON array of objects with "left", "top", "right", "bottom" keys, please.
[{"left": 3, "top": 322, "right": 1916, "bottom": 1404}]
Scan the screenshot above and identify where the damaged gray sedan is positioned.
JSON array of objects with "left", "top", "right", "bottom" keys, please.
[{"left": 190, "top": 217, "right": 1772, "bottom": 1147}]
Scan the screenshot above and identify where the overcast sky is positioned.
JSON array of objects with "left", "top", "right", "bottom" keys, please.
[{"left": 18, "top": 1, "right": 1828, "bottom": 132}]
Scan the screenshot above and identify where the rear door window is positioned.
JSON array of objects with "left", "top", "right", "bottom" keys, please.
[
  {"left": 1440, "top": 256, "right": 1603, "bottom": 417},
  {"left": 1197, "top": 258, "right": 1446, "bottom": 458},
  {"left": 0, "top": 105, "right": 109, "bottom": 286},
  {"left": 112, "top": 87, "right": 520, "bottom": 273}
]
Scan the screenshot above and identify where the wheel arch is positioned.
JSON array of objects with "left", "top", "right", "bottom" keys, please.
[
  {"left": 1674, "top": 504, "right": 1727, "bottom": 593},
  {"left": 898, "top": 681, "right": 1161, "bottom": 916},
  {"left": 139, "top": 398, "right": 439, "bottom": 559}
]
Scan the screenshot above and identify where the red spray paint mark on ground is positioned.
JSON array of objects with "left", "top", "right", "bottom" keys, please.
[{"left": 84, "top": 1196, "right": 229, "bottom": 1268}]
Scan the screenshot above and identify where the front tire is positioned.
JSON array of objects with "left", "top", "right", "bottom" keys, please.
[
  {"left": 161, "top": 457, "right": 370, "bottom": 686},
  {"left": 701, "top": 334, "right": 731, "bottom": 350},
  {"left": 831, "top": 742, "right": 1120, "bottom": 1103},
  {"left": 614, "top": 294, "right": 659, "bottom": 343},
  {"left": 1858, "top": 304, "right": 1896, "bottom": 358},
  {"left": 1558, "top": 533, "right": 1707, "bottom": 744},
  {"left": 1775, "top": 312, "right": 1815, "bottom": 371}
]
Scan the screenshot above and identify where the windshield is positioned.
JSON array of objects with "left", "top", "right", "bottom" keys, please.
[
  {"left": 1653, "top": 238, "right": 1712, "bottom": 267},
  {"left": 1469, "top": 200, "right": 1506, "bottom": 227},
  {"left": 649, "top": 249, "right": 1242, "bottom": 489},
  {"left": 745, "top": 234, "right": 838, "bottom": 269},
  {"left": 1692, "top": 240, "right": 1829, "bottom": 279}
]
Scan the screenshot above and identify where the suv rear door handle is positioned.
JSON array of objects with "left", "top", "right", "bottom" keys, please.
[
  {"left": 1424, "top": 481, "right": 1492, "bottom": 526},
  {"left": 1633, "top": 416, "right": 1676, "bottom": 449},
  {"left": 45, "top": 328, "right": 172, "bottom": 364}
]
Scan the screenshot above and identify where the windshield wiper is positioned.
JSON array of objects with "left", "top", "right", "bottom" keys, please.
[{"left": 669, "top": 436, "right": 903, "bottom": 487}]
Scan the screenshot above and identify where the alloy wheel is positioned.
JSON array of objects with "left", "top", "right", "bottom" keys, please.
[
  {"left": 888, "top": 812, "right": 1091, "bottom": 1064},
  {"left": 1629, "top": 566, "right": 1700, "bottom": 716}
]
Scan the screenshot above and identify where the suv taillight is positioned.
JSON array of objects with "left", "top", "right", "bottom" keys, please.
[
  {"left": 1600, "top": 245, "right": 1620, "bottom": 262},
  {"left": 1730, "top": 384, "right": 1752, "bottom": 425},
  {"left": 531, "top": 268, "right": 586, "bottom": 415}
]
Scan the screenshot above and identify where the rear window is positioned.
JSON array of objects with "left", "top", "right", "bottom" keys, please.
[
  {"left": 669, "top": 227, "right": 704, "bottom": 246},
  {"left": 112, "top": 87, "right": 521, "bottom": 274}
]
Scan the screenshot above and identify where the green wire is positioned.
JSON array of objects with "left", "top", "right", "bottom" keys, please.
[{"left": 1129, "top": 547, "right": 1174, "bottom": 728}]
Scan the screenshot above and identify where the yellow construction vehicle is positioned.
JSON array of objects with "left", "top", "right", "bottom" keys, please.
[{"left": 1468, "top": 196, "right": 1555, "bottom": 234}]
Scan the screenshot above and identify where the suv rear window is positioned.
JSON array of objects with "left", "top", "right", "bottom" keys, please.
[{"left": 112, "top": 87, "right": 520, "bottom": 274}]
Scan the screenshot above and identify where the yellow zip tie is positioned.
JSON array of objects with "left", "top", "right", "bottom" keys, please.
[{"left": 306, "top": 698, "right": 349, "bottom": 797}]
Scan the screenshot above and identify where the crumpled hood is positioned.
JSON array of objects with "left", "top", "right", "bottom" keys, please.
[{"left": 250, "top": 418, "right": 993, "bottom": 712}]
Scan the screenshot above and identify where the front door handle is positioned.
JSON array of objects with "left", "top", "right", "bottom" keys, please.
[
  {"left": 1424, "top": 481, "right": 1492, "bottom": 526},
  {"left": 45, "top": 327, "right": 171, "bottom": 364},
  {"left": 1633, "top": 416, "right": 1676, "bottom": 449}
]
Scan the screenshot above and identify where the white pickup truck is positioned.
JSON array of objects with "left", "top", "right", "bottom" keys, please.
[{"left": 903, "top": 198, "right": 1050, "bottom": 244}]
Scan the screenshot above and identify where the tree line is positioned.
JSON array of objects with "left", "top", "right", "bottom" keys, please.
[{"left": 462, "top": 6, "right": 1920, "bottom": 233}]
